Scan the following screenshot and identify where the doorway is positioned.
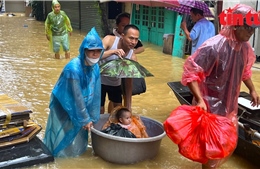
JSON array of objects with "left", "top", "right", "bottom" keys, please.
[{"left": 132, "top": 5, "right": 165, "bottom": 46}]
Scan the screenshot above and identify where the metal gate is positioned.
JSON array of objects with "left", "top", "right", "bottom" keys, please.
[
  {"left": 5, "top": 1, "right": 24, "bottom": 13},
  {"left": 80, "top": 1, "right": 102, "bottom": 36},
  {"left": 43, "top": 1, "right": 102, "bottom": 36},
  {"left": 59, "top": 1, "right": 80, "bottom": 29}
]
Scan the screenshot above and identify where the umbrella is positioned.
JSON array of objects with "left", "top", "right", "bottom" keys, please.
[
  {"left": 99, "top": 58, "right": 154, "bottom": 78},
  {"left": 167, "top": 0, "right": 214, "bottom": 18},
  {"left": 100, "top": 0, "right": 180, "bottom": 8}
]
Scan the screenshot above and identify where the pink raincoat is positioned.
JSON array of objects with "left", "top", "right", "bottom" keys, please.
[
  {"left": 182, "top": 4, "right": 256, "bottom": 121},
  {"left": 181, "top": 4, "right": 257, "bottom": 168}
]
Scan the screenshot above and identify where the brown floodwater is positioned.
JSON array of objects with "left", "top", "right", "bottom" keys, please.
[{"left": 0, "top": 14, "right": 259, "bottom": 169}]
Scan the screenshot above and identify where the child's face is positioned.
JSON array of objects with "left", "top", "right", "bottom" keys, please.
[{"left": 119, "top": 111, "right": 132, "bottom": 125}]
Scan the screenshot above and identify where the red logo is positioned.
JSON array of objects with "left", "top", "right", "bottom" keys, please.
[{"left": 219, "top": 8, "right": 260, "bottom": 26}]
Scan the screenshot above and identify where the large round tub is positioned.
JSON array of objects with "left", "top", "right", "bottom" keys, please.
[{"left": 91, "top": 114, "right": 166, "bottom": 164}]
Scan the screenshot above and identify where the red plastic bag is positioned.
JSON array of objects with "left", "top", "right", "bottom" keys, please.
[{"left": 164, "top": 105, "right": 237, "bottom": 164}]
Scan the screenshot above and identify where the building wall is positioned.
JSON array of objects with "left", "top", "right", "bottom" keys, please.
[
  {"left": 172, "top": 14, "right": 187, "bottom": 58},
  {"left": 80, "top": 1, "right": 102, "bottom": 35},
  {"left": 164, "top": 10, "right": 177, "bottom": 34},
  {"left": 5, "top": 1, "right": 25, "bottom": 13},
  {"left": 1, "top": 0, "right": 6, "bottom": 12},
  {"left": 251, "top": 1, "right": 260, "bottom": 56},
  {"left": 106, "top": 2, "right": 124, "bottom": 35},
  {"left": 124, "top": 2, "right": 132, "bottom": 14},
  {"left": 254, "top": 1, "right": 260, "bottom": 56}
]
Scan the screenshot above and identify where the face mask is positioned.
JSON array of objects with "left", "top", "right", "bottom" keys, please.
[{"left": 85, "top": 55, "right": 100, "bottom": 66}]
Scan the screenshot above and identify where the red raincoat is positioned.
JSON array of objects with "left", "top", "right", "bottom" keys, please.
[
  {"left": 182, "top": 4, "right": 256, "bottom": 121},
  {"left": 181, "top": 4, "right": 257, "bottom": 168}
]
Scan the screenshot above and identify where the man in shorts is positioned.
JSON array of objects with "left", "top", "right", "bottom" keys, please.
[
  {"left": 100, "top": 25, "right": 140, "bottom": 114},
  {"left": 45, "top": 0, "right": 72, "bottom": 59}
]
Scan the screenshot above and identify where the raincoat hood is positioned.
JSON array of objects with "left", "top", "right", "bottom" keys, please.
[
  {"left": 233, "top": 4, "right": 260, "bottom": 28},
  {"left": 52, "top": 0, "right": 60, "bottom": 10},
  {"left": 79, "top": 27, "right": 104, "bottom": 65},
  {"left": 220, "top": 4, "right": 259, "bottom": 41}
]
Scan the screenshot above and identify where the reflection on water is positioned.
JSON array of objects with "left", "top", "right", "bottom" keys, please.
[{"left": 0, "top": 15, "right": 259, "bottom": 169}]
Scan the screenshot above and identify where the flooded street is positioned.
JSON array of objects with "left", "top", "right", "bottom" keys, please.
[{"left": 0, "top": 14, "right": 259, "bottom": 169}]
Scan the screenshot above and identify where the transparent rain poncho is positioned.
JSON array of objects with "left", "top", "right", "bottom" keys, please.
[
  {"left": 45, "top": 1, "right": 72, "bottom": 36},
  {"left": 44, "top": 27, "right": 104, "bottom": 157},
  {"left": 45, "top": 0, "right": 72, "bottom": 52},
  {"left": 182, "top": 4, "right": 256, "bottom": 121},
  {"left": 181, "top": 4, "right": 257, "bottom": 167}
]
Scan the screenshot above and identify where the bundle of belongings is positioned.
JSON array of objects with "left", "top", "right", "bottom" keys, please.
[{"left": 0, "top": 93, "right": 41, "bottom": 148}]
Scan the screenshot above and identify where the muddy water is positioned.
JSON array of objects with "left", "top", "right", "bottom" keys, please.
[{"left": 0, "top": 14, "right": 259, "bottom": 169}]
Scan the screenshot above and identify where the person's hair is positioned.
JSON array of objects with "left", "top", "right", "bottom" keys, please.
[
  {"left": 190, "top": 8, "right": 204, "bottom": 16},
  {"left": 115, "top": 12, "right": 130, "bottom": 25},
  {"left": 122, "top": 24, "right": 139, "bottom": 35},
  {"left": 116, "top": 107, "right": 130, "bottom": 120}
]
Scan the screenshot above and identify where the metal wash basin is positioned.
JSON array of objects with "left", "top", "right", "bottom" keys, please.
[{"left": 91, "top": 114, "right": 166, "bottom": 164}]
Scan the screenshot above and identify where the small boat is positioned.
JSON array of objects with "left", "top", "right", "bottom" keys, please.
[{"left": 167, "top": 81, "right": 260, "bottom": 167}]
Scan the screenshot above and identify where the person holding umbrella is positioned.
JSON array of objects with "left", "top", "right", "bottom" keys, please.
[
  {"left": 99, "top": 24, "right": 140, "bottom": 114},
  {"left": 108, "top": 12, "right": 146, "bottom": 114},
  {"left": 112, "top": 12, "right": 145, "bottom": 54},
  {"left": 180, "top": 7, "right": 215, "bottom": 54},
  {"left": 181, "top": 4, "right": 260, "bottom": 169}
]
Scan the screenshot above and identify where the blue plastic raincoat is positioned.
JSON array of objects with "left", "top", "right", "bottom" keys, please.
[{"left": 44, "top": 27, "right": 104, "bottom": 157}]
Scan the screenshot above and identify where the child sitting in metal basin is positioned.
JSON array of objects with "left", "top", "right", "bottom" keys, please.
[{"left": 102, "top": 106, "right": 149, "bottom": 138}]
